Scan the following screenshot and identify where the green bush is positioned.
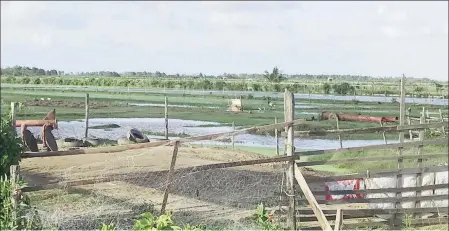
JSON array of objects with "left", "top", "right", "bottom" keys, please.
[
  {"left": 100, "top": 211, "right": 206, "bottom": 230},
  {"left": 0, "top": 175, "right": 42, "bottom": 230},
  {"left": 0, "top": 113, "right": 23, "bottom": 176}
]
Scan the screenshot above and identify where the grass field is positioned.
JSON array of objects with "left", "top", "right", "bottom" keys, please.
[{"left": 1, "top": 89, "right": 447, "bottom": 140}]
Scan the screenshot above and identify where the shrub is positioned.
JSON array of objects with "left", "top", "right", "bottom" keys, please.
[{"left": 0, "top": 112, "right": 23, "bottom": 176}]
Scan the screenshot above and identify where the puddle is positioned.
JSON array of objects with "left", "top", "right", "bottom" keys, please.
[{"left": 19, "top": 118, "right": 398, "bottom": 150}]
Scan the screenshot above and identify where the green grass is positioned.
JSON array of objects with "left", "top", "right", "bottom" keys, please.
[{"left": 306, "top": 143, "right": 448, "bottom": 173}]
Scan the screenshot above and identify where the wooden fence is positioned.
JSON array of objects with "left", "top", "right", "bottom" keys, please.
[{"left": 9, "top": 85, "right": 449, "bottom": 230}]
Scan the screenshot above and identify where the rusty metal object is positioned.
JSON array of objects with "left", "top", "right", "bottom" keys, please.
[
  {"left": 15, "top": 120, "right": 58, "bottom": 128},
  {"left": 384, "top": 116, "right": 399, "bottom": 122},
  {"left": 321, "top": 112, "right": 397, "bottom": 124}
]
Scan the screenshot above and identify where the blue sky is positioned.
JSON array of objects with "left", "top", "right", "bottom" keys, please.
[{"left": 1, "top": 1, "right": 448, "bottom": 81}]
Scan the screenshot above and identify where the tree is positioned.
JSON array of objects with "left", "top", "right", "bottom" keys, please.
[
  {"left": 322, "top": 83, "right": 331, "bottom": 94},
  {"left": 263, "top": 66, "right": 285, "bottom": 83},
  {"left": 332, "top": 82, "right": 355, "bottom": 95}
]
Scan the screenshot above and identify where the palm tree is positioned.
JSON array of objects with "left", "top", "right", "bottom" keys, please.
[{"left": 263, "top": 66, "right": 285, "bottom": 83}]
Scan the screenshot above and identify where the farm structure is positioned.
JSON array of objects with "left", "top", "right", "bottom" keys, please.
[{"left": 8, "top": 81, "right": 449, "bottom": 230}]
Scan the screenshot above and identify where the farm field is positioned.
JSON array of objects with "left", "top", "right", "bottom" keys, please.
[
  {"left": 3, "top": 85, "right": 448, "bottom": 230},
  {"left": 2, "top": 89, "right": 447, "bottom": 141}
]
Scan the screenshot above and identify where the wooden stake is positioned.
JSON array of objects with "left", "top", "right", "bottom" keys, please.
[
  {"left": 160, "top": 140, "right": 180, "bottom": 214},
  {"left": 414, "top": 114, "right": 425, "bottom": 218},
  {"left": 165, "top": 96, "right": 168, "bottom": 140},
  {"left": 380, "top": 122, "right": 387, "bottom": 144},
  {"left": 393, "top": 74, "right": 406, "bottom": 228},
  {"left": 10, "top": 165, "right": 19, "bottom": 226},
  {"left": 84, "top": 93, "right": 89, "bottom": 138},
  {"left": 275, "top": 117, "right": 279, "bottom": 156},
  {"left": 284, "top": 89, "right": 296, "bottom": 230},
  {"left": 439, "top": 109, "right": 446, "bottom": 136},
  {"left": 406, "top": 108, "right": 413, "bottom": 141},
  {"left": 334, "top": 209, "right": 343, "bottom": 231},
  {"left": 232, "top": 122, "right": 235, "bottom": 149},
  {"left": 10, "top": 102, "right": 18, "bottom": 136},
  {"left": 336, "top": 116, "right": 343, "bottom": 148}
]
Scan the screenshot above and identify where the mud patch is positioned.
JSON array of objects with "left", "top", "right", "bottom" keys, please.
[{"left": 23, "top": 99, "right": 115, "bottom": 109}]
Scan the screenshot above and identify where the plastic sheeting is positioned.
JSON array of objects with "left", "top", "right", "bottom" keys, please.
[{"left": 364, "top": 171, "right": 448, "bottom": 219}]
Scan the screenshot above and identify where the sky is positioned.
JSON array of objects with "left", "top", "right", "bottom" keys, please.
[{"left": 1, "top": 1, "right": 448, "bottom": 81}]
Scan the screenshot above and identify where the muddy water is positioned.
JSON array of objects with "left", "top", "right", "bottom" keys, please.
[{"left": 19, "top": 118, "right": 397, "bottom": 150}]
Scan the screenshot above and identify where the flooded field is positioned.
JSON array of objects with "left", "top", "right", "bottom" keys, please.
[{"left": 20, "top": 118, "right": 397, "bottom": 150}]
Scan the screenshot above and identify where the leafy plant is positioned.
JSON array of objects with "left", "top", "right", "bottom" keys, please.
[
  {"left": 254, "top": 203, "right": 284, "bottom": 230},
  {"left": 0, "top": 112, "right": 24, "bottom": 176},
  {"left": 101, "top": 223, "right": 116, "bottom": 230},
  {"left": 0, "top": 175, "right": 42, "bottom": 230},
  {"left": 129, "top": 211, "right": 207, "bottom": 231}
]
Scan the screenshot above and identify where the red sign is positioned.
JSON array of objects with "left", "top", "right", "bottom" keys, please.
[{"left": 324, "top": 179, "right": 364, "bottom": 200}]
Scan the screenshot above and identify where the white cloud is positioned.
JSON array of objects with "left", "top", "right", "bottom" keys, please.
[{"left": 1, "top": 1, "right": 448, "bottom": 81}]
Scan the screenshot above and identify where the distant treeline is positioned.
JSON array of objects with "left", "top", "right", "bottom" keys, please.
[{"left": 0, "top": 65, "right": 443, "bottom": 83}]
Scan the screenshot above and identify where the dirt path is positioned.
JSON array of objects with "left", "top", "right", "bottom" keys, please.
[{"left": 21, "top": 145, "right": 360, "bottom": 229}]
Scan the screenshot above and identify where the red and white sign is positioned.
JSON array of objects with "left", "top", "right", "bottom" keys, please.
[{"left": 324, "top": 179, "right": 364, "bottom": 200}]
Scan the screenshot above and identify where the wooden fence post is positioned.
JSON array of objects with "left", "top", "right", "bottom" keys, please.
[
  {"left": 334, "top": 209, "right": 343, "bottom": 231},
  {"left": 165, "top": 96, "right": 168, "bottom": 140},
  {"left": 406, "top": 108, "right": 413, "bottom": 141},
  {"left": 422, "top": 107, "right": 426, "bottom": 134},
  {"left": 414, "top": 114, "right": 425, "bottom": 218},
  {"left": 275, "top": 117, "right": 279, "bottom": 156},
  {"left": 380, "top": 122, "right": 387, "bottom": 144},
  {"left": 393, "top": 74, "right": 406, "bottom": 227},
  {"left": 10, "top": 165, "right": 20, "bottom": 225},
  {"left": 10, "top": 102, "right": 18, "bottom": 136},
  {"left": 232, "top": 122, "right": 235, "bottom": 149},
  {"left": 84, "top": 93, "right": 89, "bottom": 138},
  {"left": 283, "top": 89, "right": 296, "bottom": 230},
  {"left": 335, "top": 116, "right": 343, "bottom": 148},
  {"left": 160, "top": 141, "right": 180, "bottom": 214},
  {"left": 439, "top": 109, "right": 446, "bottom": 136}
]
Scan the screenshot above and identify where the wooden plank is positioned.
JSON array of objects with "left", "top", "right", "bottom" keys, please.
[
  {"left": 334, "top": 209, "right": 342, "bottom": 231},
  {"left": 296, "top": 138, "right": 448, "bottom": 157},
  {"left": 293, "top": 165, "right": 332, "bottom": 231},
  {"left": 352, "top": 164, "right": 448, "bottom": 178},
  {"left": 295, "top": 213, "right": 371, "bottom": 222},
  {"left": 272, "top": 207, "right": 449, "bottom": 215},
  {"left": 296, "top": 153, "right": 448, "bottom": 167},
  {"left": 160, "top": 140, "right": 180, "bottom": 214},
  {"left": 284, "top": 89, "right": 296, "bottom": 230},
  {"left": 294, "top": 194, "right": 449, "bottom": 205},
  {"left": 84, "top": 93, "right": 89, "bottom": 138},
  {"left": 21, "top": 173, "right": 449, "bottom": 194},
  {"left": 282, "top": 122, "right": 448, "bottom": 137},
  {"left": 22, "top": 118, "right": 306, "bottom": 158},
  {"left": 341, "top": 217, "right": 448, "bottom": 229},
  {"left": 310, "top": 183, "right": 449, "bottom": 195}
]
